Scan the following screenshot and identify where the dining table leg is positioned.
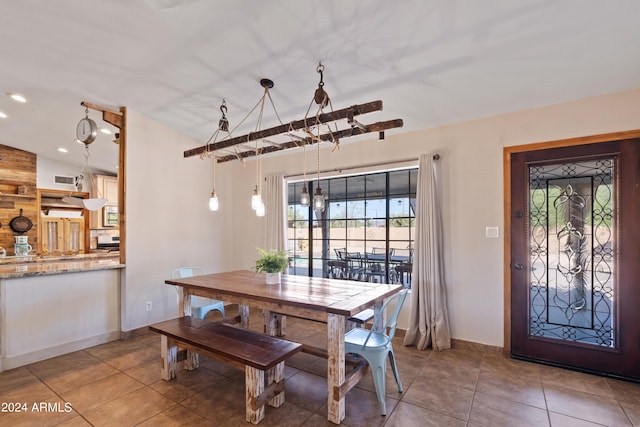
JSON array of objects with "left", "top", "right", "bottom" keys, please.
[
  {"left": 327, "top": 313, "right": 346, "bottom": 424},
  {"left": 178, "top": 288, "right": 199, "bottom": 370},
  {"left": 239, "top": 304, "right": 250, "bottom": 329}
]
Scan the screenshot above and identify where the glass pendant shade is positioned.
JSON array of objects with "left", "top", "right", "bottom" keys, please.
[
  {"left": 251, "top": 188, "right": 262, "bottom": 210},
  {"left": 208, "top": 191, "right": 219, "bottom": 211},
  {"left": 256, "top": 200, "right": 265, "bottom": 217},
  {"left": 313, "top": 186, "right": 325, "bottom": 211},
  {"left": 300, "top": 185, "right": 310, "bottom": 207}
]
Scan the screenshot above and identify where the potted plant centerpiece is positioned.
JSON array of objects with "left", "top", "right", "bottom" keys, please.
[{"left": 254, "top": 248, "right": 289, "bottom": 285}]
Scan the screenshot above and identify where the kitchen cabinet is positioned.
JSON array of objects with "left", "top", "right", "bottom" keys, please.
[
  {"left": 90, "top": 175, "right": 118, "bottom": 229},
  {"left": 40, "top": 217, "right": 85, "bottom": 255}
]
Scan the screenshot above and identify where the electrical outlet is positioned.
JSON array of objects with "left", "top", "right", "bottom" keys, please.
[{"left": 146, "top": 301, "right": 152, "bottom": 311}]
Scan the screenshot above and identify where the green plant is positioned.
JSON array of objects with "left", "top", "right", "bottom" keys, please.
[{"left": 254, "top": 248, "right": 289, "bottom": 273}]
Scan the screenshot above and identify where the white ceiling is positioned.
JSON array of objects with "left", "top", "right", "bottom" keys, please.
[{"left": 1, "top": 0, "right": 639, "bottom": 172}]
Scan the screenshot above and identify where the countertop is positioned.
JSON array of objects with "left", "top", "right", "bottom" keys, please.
[{"left": 0, "top": 253, "right": 124, "bottom": 279}]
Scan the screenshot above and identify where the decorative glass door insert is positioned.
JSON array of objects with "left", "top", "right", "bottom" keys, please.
[{"left": 529, "top": 159, "right": 614, "bottom": 347}]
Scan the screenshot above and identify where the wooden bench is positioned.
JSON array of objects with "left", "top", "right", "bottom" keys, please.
[{"left": 148, "top": 316, "right": 302, "bottom": 424}]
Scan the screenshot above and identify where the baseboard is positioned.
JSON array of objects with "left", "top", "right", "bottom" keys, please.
[
  {"left": 2, "top": 330, "right": 121, "bottom": 371},
  {"left": 120, "top": 325, "right": 153, "bottom": 340}
]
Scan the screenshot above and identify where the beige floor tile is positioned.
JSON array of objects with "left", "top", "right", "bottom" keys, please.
[
  {"left": 417, "top": 358, "right": 480, "bottom": 391},
  {"left": 83, "top": 387, "right": 177, "bottom": 427},
  {"left": 476, "top": 369, "right": 546, "bottom": 409},
  {"left": 544, "top": 383, "right": 632, "bottom": 426},
  {"left": 549, "top": 411, "right": 610, "bottom": 426},
  {"left": 283, "top": 370, "right": 328, "bottom": 412},
  {"left": 618, "top": 400, "right": 640, "bottom": 426},
  {"left": 0, "top": 367, "right": 42, "bottom": 394},
  {"left": 428, "top": 345, "right": 484, "bottom": 369},
  {"left": 61, "top": 372, "right": 145, "bottom": 414},
  {"left": 179, "top": 378, "right": 245, "bottom": 420},
  {"left": 150, "top": 366, "right": 227, "bottom": 402},
  {"left": 541, "top": 366, "right": 615, "bottom": 398},
  {"left": 385, "top": 401, "right": 467, "bottom": 427},
  {"left": 469, "top": 391, "right": 550, "bottom": 427},
  {"left": 136, "top": 404, "right": 215, "bottom": 426},
  {"left": 125, "top": 359, "right": 164, "bottom": 385},
  {"left": 401, "top": 376, "right": 474, "bottom": 420},
  {"left": 607, "top": 377, "right": 640, "bottom": 404}
]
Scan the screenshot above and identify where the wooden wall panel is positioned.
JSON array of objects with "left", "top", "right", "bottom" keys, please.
[{"left": 0, "top": 144, "right": 38, "bottom": 254}]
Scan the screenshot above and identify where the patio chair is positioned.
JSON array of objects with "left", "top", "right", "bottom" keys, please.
[
  {"left": 344, "top": 289, "right": 409, "bottom": 415},
  {"left": 171, "top": 267, "right": 225, "bottom": 320}
]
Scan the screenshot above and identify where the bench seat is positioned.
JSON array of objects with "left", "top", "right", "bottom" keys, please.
[{"left": 149, "top": 316, "right": 302, "bottom": 424}]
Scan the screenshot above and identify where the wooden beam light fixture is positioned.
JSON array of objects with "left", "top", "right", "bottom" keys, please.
[{"left": 184, "top": 65, "right": 404, "bottom": 163}]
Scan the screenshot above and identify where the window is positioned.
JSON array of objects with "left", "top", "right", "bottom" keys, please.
[{"left": 287, "top": 168, "right": 416, "bottom": 286}]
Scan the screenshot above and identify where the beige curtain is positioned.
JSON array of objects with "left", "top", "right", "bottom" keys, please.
[
  {"left": 403, "top": 153, "right": 451, "bottom": 351},
  {"left": 263, "top": 174, "right": 287, "bottom": 251}
]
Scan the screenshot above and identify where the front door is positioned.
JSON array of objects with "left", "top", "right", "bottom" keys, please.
[{"left": 510, "top": 139, "right": 640, "bottom": 380}]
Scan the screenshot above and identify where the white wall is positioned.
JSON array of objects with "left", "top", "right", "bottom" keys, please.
[
  {"left": 2, "top": 270, "right": 120, "bottom": 370},
  {"left": 123, "top": 89, "right": 640, "bottom": 345}
]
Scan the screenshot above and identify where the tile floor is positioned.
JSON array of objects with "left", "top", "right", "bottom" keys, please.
[{"left": 2, "top": 309, "right": 640, "bottom": 427}]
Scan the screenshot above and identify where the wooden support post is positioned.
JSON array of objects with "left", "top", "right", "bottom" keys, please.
[
  {"left": 327, "top": 313, "right": 346, "bottom": 424},
  {"left": 267, "top": 362, "right": 285, "bottom": 408},
  {"left": 160, "top": 335, "right": 177, "bottom": 381},
  {"left": 239, "top": 304, "right": 250, "bottom": 329},
  {"left": 246, "top": 366, "right": 265, "bottom": 424}
]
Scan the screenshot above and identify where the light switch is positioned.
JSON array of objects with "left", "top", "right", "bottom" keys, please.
[{"left": 485, "top": 226, "right": 499, "bottom": 238}]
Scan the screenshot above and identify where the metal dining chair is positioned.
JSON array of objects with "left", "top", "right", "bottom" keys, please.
[
  {"left": 344, "top": 289, "right": 409, "bottom": 415},
  {"left": 171, "top": 267, "right": 225, "bottom": 320}
]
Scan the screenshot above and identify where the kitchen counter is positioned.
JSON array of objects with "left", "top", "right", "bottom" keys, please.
[{"left": 0, "top": 253, "right": 123, "bottom": 278}]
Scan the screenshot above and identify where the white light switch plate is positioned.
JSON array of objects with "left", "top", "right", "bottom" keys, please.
[{"left": 485, "top": 226, "right": 499, "bottom": 238}]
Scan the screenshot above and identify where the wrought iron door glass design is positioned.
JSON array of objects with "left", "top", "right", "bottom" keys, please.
[{"left": 529, "top": 158, "right": 614, "bottom": 347}]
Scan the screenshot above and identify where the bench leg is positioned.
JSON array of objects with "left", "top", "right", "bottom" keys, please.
[
  {"left": 245, "top": 366, "right": 265, "bottom": 424},
  {"left": 160, "top": 335, "right": 178, "bottom": 381},
  {"left": 267, "top": 361, "right": 285, "bottom": 408}
]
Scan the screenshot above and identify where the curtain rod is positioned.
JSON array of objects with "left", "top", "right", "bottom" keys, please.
[{"left": 283, "top": 154, "right": 439, "bottom": 179}]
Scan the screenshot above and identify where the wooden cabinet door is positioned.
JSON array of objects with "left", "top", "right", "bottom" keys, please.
[
  {"left": 40, "top": 217, "right": 85, "bottom": 254},
  {"left": 104, "top": 177, "right": 118, "bottom": 204},
  {"left": 65, "top": 218, "right": 85, "bottom": 253},
  {"left": 40, "top": 217, "right": 64, "bottom": 254}
]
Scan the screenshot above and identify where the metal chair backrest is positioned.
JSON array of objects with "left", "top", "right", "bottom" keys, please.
[
  {"left": 171, "top": 267, "right": 205, "bottom": 279},
  {"left": 362, "top": 289, "right": 409, "bottom": 346}
]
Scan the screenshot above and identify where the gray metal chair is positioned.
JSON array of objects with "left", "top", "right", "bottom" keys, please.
[{"left": 344, "top": 289, "right": 408, "bottom": 415}]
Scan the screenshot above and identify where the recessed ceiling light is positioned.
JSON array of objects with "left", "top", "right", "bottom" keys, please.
[
  {"left": 8, "top": 93, "right": 27, "bottom": 103},
  {"left": 100, "top": 128, "right": 112, "bottom": 135},
  {"left": 57, "top": 147, "right": 68, "bottom": 153},
  {"left": 0, "top": 111, "right": 7, "bottom": 118}
]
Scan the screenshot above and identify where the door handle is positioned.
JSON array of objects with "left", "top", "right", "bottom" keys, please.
[{"left": 514, "top": 263, "right": 525, "bottom": 270}]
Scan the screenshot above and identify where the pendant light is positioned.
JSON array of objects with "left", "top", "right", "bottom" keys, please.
[
  {"left": 204, "top": 100, "right": 230, "bottom": 211},
  {"left": 251, "top": 140, "right": 262, "bottom": 211},
  {"left": 300, "top": 143, "right": 310, "bottom": 207},
  {"left": 208, "top": 155, "right": 219, "bottom": 211},
  {"left": 255, "top": 146, "right": 265, "bottom": 217},
  {"left": 312, "top": 138, "right": 325, "bottom": 211}
]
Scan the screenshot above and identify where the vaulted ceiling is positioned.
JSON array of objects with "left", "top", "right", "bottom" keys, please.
[{"left": 1, "top": 0, "right": 639, "bottom": 172}]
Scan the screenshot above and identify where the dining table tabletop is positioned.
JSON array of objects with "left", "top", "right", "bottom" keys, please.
[{"left": 166, "top": 269, "right": 403, "bottom": 424}]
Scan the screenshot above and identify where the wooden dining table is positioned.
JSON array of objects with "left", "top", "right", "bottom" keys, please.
[{"left": 165, "top": 269, "right": 402, "bottom": 424}]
